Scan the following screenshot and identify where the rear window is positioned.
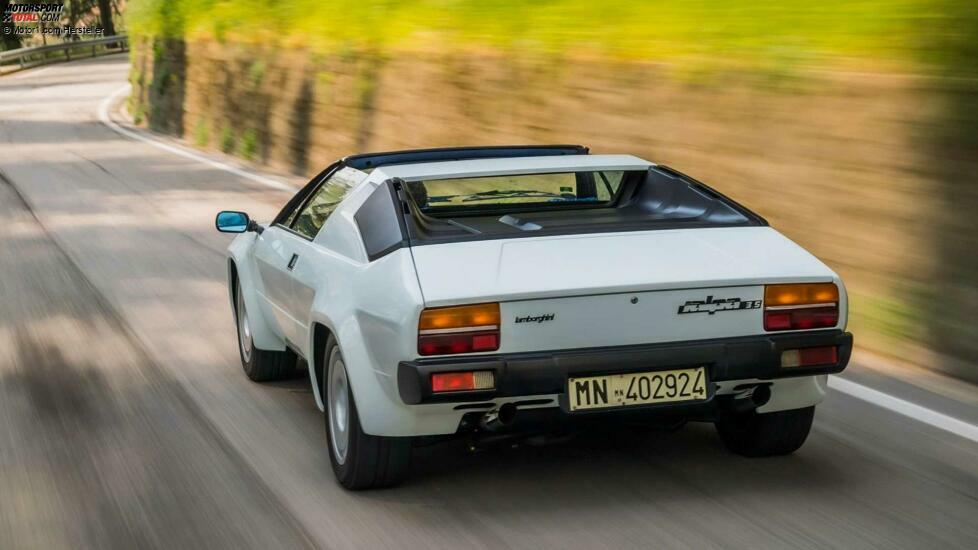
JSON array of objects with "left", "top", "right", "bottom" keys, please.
[
  {"left": 407, "top": 171, "right": 629, "bottom": 214},
  {"left": 395, "top": 167, "right": 764, "bottom": 245}
]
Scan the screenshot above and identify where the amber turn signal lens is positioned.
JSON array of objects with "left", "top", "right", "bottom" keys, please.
[
  {"left": 419, "top": 303, "right": 500, "bottom": 331},
  {"left": 764, "top": 283, "right": 839, "bottom": 307}
]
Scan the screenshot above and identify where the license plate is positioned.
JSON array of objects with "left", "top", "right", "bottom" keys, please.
[{"left": 567, "top": 367, "right": 708, "bottom": 411}]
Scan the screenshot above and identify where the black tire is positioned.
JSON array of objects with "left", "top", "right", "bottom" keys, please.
[
  {"left": 322, "top": 337, "right": 411, "bottom": 490},
  {"left": 234, "top": 280, "right": 296, "bottom": 382},
  {"left": 715, "top": 406, "right": 815, "bottom": 457}
]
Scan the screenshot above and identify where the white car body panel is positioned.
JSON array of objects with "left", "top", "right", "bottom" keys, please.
[
  {"left": 225, "top": 153, "right": 849, "bottom": 437},
  {"left": 409, "top": 226, "right": 839, "bottom": 305}
]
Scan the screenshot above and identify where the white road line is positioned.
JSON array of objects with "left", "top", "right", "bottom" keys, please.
[
  {"left": 9, "top": 66, "right": 54, "bottom": 79},
  {"left": 97, "top": 85, "right": 296, "bottom": 192},
  {"left": 829, "top": 376, "right": 978, "bottom": 442},
  {"left": 95, "top": 83, "right": 978, "bottom": 445}
]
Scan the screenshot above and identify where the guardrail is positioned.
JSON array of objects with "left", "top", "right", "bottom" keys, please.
[{"left": 0, "top": 35, "right": 127, "bottom": 74}]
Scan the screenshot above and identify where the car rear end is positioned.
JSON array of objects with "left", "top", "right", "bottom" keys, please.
[
  {"left": 363, "top": 155, "right": 851, "bottom": 450},
  {"left": 398, "top": 231, "right": 850, "bottom": 431}
]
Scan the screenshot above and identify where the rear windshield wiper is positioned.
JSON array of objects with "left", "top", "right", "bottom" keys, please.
[{"left": 460, "top": 189, "right": 567, "bottom": 202}]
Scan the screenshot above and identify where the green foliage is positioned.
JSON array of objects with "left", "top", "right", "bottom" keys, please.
[
  {"left": 126, "top": 0, "right": 937, "bottom": 67},
  {"left": 219, "top": 124, "right": 235, "bottom": 154},
  {"left": 193, "top": 118, "right": 210, "bottom": 147},
  {"left": 848, "top": 290, "right": 921, "bottom": 345},
  {"left": 131, "top": 104, "right": 145, "bottom": 125},
  {"left": 239, "top": 128, "right": 259, "bottom": 160},
  {"left": 247, "top": 60, "right": 265, "bottom": 88}
]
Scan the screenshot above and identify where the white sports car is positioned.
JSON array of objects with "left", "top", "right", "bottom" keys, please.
[{"left": 216, "top": 145, "right": 852, "bottom": 489}]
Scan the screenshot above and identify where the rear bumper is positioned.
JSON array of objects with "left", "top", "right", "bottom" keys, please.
[{"left": 397, "top": 330, "right": 852, "bottom": 405}]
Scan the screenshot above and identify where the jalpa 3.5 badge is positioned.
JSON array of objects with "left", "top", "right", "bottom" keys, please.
[{"left": 677, "top": 296, "right": 761, "bottom": 315}]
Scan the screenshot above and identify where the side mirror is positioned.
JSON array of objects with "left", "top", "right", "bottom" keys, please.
[{"left": 216, "top": 210, "right": 253, "bottom": 233}]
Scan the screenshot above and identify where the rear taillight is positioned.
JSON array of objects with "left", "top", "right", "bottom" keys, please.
[
  {"left": 764, "top": 283, "right": 839, "bottom": 331},
  {"left": 418, "top": 303, "right": 500, "bottom": 356}
]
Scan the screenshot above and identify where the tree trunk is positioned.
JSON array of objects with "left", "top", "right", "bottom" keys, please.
[{"left": 96, "top": 0, "right": 115, "bottom": 36}]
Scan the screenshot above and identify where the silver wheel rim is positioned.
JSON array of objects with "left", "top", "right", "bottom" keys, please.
[
  {"left": 236, "top": 286, "right": 253, "bottom": 362},
  {"left": 328, "top": 353, "right": 350, "bottom": 464}
]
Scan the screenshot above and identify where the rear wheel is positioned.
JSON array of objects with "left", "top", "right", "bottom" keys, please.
[
  {"left": 715, "top": 406, "right": 815, "bottom": 457},
  {"left": 234, "top": 280, "right": 295, "bottom": 382},
  {"left": 323, "top": 337, "right": 411, "bottom": 490}
]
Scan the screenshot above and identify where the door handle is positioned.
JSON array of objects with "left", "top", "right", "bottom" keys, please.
[{"left": 287, "top": 253, "right": 299, "bottom": 271}]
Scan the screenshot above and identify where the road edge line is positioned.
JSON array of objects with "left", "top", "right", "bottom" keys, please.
[
  {"left": 97, "top": 84, "right": 296, "bottom": 192},
  {"left": 828, "top": 376, "right": 978, "bottom": 442},
  {"left": 10, "top": 66, "right": 55, "bottom": 80}
]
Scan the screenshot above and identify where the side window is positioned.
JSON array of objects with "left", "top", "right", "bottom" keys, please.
[
  {"left": 290, "top": 167, "right": 362, "bottom": 239},
  {"left": 281, "top": 198, "right": 305, "bottom": 228}
]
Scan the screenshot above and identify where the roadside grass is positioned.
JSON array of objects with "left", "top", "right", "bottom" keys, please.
[
  {"left": 239, "top": 129, "right": 259, "bottom": 161},
  {"left": 218, "top": 124, "right": 235, "bottom": 154},
  {"left": 193, "top": 117, "right": 209, "bottom": 147}
]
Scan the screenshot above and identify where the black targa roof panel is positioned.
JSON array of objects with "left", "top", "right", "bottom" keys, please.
[{"left": 342, "top": 145, "right": 589, "bottom": 170}]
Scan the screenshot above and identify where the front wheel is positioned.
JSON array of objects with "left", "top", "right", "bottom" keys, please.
[
  {"left": 235, "top": 280, "right": 295, "bottom": 382},
  {"left": 714, "top": 406, "right": 815, "bottom": 457},
  {"left": 323, "top": 338, "right": 411, "bottom": 490}
]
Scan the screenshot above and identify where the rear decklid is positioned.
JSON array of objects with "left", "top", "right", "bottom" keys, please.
[
  {"left": 412, "top": 226, "right": 836, "bottom": 305},
  {"left": 409, "top": 226, "right": 843, "bottom": 352}
]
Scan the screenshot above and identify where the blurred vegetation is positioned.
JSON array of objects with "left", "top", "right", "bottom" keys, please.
[
  {"left": 239, "top": 128, "right": 259, "bottom": 160},
  {"left": 128, "top": 1, "right": 945, "bottom": 67},
  {"left": 219, "top": 124, "right": 235, "bottom": 154},
  {"left": 125, "top": 0, "right": 978, "bottom": 376},
  {"left": 921, "top": 0, "right": 978, "bottom": 368},
  {"left": 193, "top": 117, "right": 209, "bottom": 147}
]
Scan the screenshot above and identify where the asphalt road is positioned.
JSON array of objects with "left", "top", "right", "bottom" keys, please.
[{"left": 1, "top": 55, "right": 976, "bottom": 550}]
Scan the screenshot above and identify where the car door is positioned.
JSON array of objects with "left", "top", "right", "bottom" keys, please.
[
  {"left": 252, "top": 223, "right": 305, "bottom": 345},
  {"left": 277, "top": 167, "right": 362, "bottom": 351}
]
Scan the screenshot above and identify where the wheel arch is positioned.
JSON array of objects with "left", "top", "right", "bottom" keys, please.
[
  {"left": 227, "top": 258, "right": 239, "bottom": 314},
  {"left": 226, "top": 237, "right": 286, "bottom": 352},
  {"left": 309, "top": 320, "right": 335, "bottom": 410}
]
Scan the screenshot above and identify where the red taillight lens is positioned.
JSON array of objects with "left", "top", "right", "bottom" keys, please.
[
  {"left": 764, "top": 283, "right": 839, "bottom": 331},
  {"left": 430, "top": 371, "right": 495, "bottom": 393},
  {"left": 764, "top": 306, "right": 838, "bottom": 331},
  {"left": 418, "top": 331, "right": 499, "bottom": 356},
  {"left": 418, "top": 303, "right": 500, "bottom": 356},
  {"left": 781, "top": 346, "right": 838, "bottom": 368}
]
